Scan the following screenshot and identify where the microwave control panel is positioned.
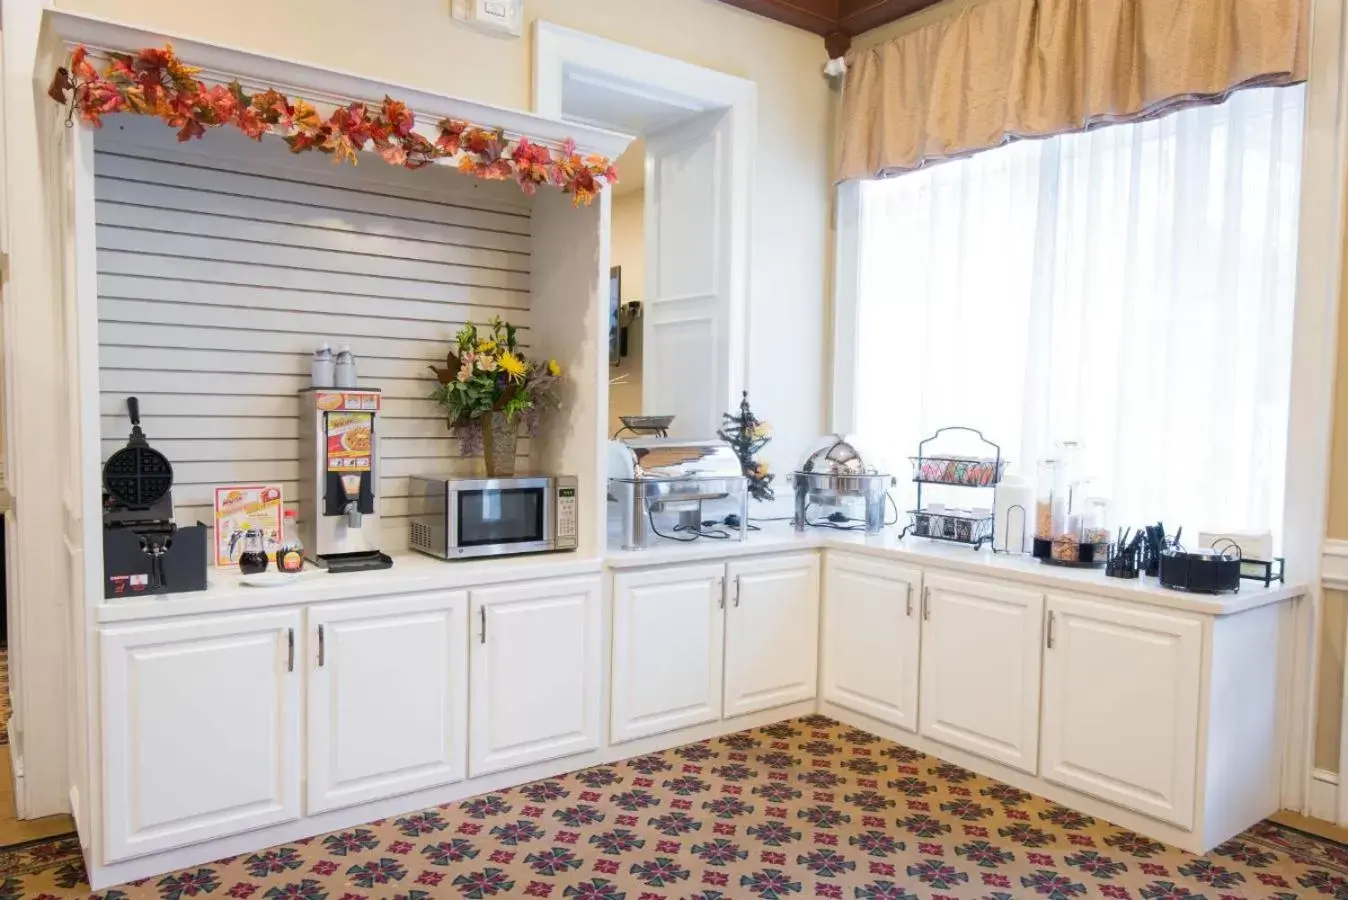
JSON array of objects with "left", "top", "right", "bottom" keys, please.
[{"left": 557, "top": 486, "right": 578, "bottom": 545}]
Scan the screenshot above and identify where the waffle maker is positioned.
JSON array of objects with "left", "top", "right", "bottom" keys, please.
[{"left": 102, "top": 397, "right": 207, "bottom": 599}]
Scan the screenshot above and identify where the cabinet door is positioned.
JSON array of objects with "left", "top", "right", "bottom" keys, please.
[
  {"left": 470, "top": 576, "right": 602, "bottom": 776},
  {"left": 822, "top": 553, "right": 922, "bottom": 732},
  {"left": 919, "top": 573, "right": 1044, "bottom": 773},
  {"left": 612, "top": 563, "right": 726, "bottom": 743},
  {"left": 101, "top": 610, "right": 302, "bottom": 863},
  {"left": 724, "top": 553, "right": 821, "bottom": 717},
  {"left": 1041, "top": 593, "right": 1202, "bottom": 828},
  {"left": 307, "top": 592, "right": 469, "bottom": 814}
]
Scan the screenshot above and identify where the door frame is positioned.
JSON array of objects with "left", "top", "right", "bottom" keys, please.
[{"left": 532, "top": 20, "right": 757, "bottom": 415}]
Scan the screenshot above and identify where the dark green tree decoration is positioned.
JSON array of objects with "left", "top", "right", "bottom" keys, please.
[{"left": 718, "top": 391, "right": 774, "bottom": 502}]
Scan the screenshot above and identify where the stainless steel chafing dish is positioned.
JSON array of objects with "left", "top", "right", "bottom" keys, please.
[
  {"left": 793, "top": 435, "right": 896, "bottom": 535},
  {"left": 608, "top": 438, "right": 748, "bottom": 550}
]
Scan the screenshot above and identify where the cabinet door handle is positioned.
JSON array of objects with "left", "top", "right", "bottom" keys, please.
[
  {"left": 922, "top": 587, "right": 931, "bottom": 621},
  {"left": 733, "top": 576, "right": 742, "bottom": 608},
  {"left": 480, "top": 606, "right": 487, "bottom": 644},
  {"left": 317, "top": 625, "right": 326, "bottom": 667},
  {"left": 716, "top": 577, "right": 725, "bottom": 609},
  {"left": 1046, "top": 610, "right": 1056, "bottom": 649},
  {"left": 286, "top": 628, "right": 295, "bottom": 672},
  {"left": 905, "top": 584, "right": 913, "bottom": 617}
]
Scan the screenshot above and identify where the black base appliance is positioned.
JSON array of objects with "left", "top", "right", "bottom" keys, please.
[
  {"left": 1158, "top": 548, "right": 1241, "bottom": 594},
  {"left": 102, "top": 397, "right": 207, "bottom": 598}
]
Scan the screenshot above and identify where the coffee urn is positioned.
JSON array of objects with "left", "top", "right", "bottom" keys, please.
[{"left": 297, "top": 388, "right": 393, "bottom": 572}]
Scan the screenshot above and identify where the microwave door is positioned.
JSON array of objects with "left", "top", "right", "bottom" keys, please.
[{"left": 453, "top": 484, "right": 552, "bottom": 556}]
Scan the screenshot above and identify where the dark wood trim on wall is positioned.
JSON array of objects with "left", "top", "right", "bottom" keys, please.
[
  {"left": 717, "top": 0, "right": 944, "bottom": 55},
  {"left": 717, "top": 0, "right": 840, "bottom": 36}
]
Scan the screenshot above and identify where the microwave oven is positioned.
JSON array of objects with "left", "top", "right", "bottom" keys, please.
[{"left": 408, "top": 475, "right": 578, "bottom": 559}]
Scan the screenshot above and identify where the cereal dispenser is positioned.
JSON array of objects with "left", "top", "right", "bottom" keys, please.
[{"left": 297, "top": 388, "right": 393, "bottom": 572}]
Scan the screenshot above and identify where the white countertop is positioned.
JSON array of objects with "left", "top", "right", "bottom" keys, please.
[
  {"left": 98, "top": 524, "right": 1303, "bottom": 624},
  {"left": 97, "top": 553, "right": 604, "bottom": 624},
  {"left": 606, "top": 523, "right": 1304, "bottom": 617}
]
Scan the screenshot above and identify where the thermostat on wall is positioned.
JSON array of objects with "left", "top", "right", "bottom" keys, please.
[{"left": 451, "top": 0, "right": 523, "bottom": 37}]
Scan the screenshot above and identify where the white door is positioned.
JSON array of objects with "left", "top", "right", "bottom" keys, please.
[
  {"left": 919, "top": 574, "right": 1044, "bottom": 773},
  {"left": 724, "top": 553, "right": 820, "bottom": 717},
  {"left": 643, "top": 110, "right": 734, "bottom": 437},
  {"left": 470, "top": 576, "right": 602, "bottom": 776},
  {"left": 1041, "top": 593, "right": 1202, "bottom": 828},
  {"left": 307, "top": 592, "right": 469, "bottom": 814},
  {"left": 611, "top": 563, "right": 726, "bottom": 743},
  {"left": 822, "top": 553, "right": 922, "bottom": 732},
  {"left": 101, "top": 610, "right": 302, "bottom": 862}
]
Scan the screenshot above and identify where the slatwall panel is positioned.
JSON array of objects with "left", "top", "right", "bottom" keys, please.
[{"left": 94, "top": 130, "right": 533, "bottom": 551}]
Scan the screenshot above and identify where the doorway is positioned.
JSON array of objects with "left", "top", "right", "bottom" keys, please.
[{"left": 533, "top": 22, "right": 756, "bottom": 441}]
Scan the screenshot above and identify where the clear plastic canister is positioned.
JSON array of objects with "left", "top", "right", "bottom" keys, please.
[{"left": 1035, "top": 458, "right": 1057, "bottom": 539}]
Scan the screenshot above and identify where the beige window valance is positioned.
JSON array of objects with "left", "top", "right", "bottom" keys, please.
[{"left": 836, "top": 0, "right": 1308, "bottom": 182}]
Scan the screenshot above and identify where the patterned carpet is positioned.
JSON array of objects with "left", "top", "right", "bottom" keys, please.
[{"left": 5, "top": 715, "right": 1348, "bottom": 899}]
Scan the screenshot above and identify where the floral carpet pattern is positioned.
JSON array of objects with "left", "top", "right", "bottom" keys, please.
[{"left": 5, "top": 715, "right": 1348, "bottom": 898}]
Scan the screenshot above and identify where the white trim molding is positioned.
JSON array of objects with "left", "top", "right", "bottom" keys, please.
[
  {"left": 532, "top": 20, "right": 757, "bottom": 412},
  {"left": 1324, "top": 540, "right": 1348, "bottom": 592}
]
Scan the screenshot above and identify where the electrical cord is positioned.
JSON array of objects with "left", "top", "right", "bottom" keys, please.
[
  {"left": 646, "top": 507, "right": 732, "bottom": 542},
  {"left": 802, "top": 493, "right": 900, "bottom": 530}
]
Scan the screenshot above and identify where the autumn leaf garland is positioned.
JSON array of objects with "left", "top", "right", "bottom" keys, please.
[{"left": 48, "top": 44, "right": 618, "bottom": 205}]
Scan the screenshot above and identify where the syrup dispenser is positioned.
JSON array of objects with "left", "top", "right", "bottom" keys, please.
[{"left": 297, "top": 388, "right": 393, "bottom": 572}]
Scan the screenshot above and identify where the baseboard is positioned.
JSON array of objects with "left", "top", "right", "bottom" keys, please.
[
  {"left": 1308, "top": 767, "right": 1339, "bottom": 823},
  {"left": 1323, "top": 540, "right": 1348, "bottom": 590}
]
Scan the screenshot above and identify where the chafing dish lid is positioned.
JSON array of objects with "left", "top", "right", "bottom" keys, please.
[
  {"left": 795, "top": 434, "right": 890, "bottom": 478},
  {"left": 608, "top": 438, "right": 744, "bottom": 482}
]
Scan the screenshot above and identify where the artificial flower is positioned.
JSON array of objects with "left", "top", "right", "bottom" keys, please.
[
  {"left": 478, "top": 339, "right": 496, "bottom": 353},
  {"left": 457, "top": 361, "right": 473, "bottom": 383},
  {"left": 499, "top": 350, "right": 528, "bottom": 380},
  {"left": 478, "top": 355, "right": 498, "bottom": 373},
  {"left": 547, "top": 359, "right": 561, "bottom": 377}
]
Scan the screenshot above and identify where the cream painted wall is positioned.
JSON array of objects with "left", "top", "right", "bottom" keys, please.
[
  {"left": 54, "top": 0, "right": 834, "bottom": 507},
  {"left": 1313, "top": 208, "right": 1348, "bottom": 772},
  {"left": 608, "top": 189, "right": 645, "bottom": 437}
]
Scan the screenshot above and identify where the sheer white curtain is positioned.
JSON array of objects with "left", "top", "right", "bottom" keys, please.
[{"left": 854, "top": 85, "right": 1305, "bottom": 535}]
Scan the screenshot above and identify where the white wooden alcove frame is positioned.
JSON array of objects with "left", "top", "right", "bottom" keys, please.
[{"left": 30, "top": 8, "right": 632, "bottom": 876}]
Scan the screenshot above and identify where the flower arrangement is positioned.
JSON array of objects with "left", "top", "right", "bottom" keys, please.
[
  {"left": 430, "top": 318, "right": 563, "bottom": 474},
  {"left": 47, "top": 45, "right": 617, "bottom": 205}
]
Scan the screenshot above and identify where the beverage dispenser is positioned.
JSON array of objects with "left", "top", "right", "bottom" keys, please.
[{"left": 297, "top": 388, "right": 393, "bottom": 572}]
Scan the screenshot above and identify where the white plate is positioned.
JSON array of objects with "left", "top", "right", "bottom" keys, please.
[{"left": 240, "top": 571, "right": 302, "bottom": 588}]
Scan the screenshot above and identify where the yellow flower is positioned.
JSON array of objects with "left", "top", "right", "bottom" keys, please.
[
  {"left": 477, "top": 339, "right": 496, "bottom": 353},
  {"left": 753, "top": 461, "right": 770, "bottom": 477},
  {"left": 547, "top": 359, "right": 561, "bottom": 377},
  {"left": 499, "top": 350, "right": 528, "bottom": 380}
]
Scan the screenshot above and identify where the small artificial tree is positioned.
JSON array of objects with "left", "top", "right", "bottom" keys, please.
[{"left": 718, "top": 391, "right": 775, "bottom": 503}]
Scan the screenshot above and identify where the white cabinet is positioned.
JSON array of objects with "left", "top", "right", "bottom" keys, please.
[
  {"left": 822, "top": 553, "right": 921, "bottom": 732},
  {"left": 609, "top": 552, "right": 821, "bottom": 742},
  {"left": 307, "top": 592, "right": 469, "bottom": 814},
  {"left": 611, "top": 563, "right": 726, "bottom": 742},
  {"left": 1041, "top": 593, "right": 1202, "bottom": 828},
  {"left": 101, "top": 610, "right": 302, "bottom": 863},
  {"left": 724, "top": 553, "right": 820, "bottom": 717},
  {"left": 469, "top": 576, "right": 602, "bottom": 776},
  {"left": 919, "top": 573, "right": 1044, "bottom": 774}
]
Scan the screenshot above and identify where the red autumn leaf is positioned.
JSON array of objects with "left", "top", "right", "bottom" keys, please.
[
  {"left": 436, "top": 118, "right": 467, "bottom": 155},
  {"left": 174, "top": 117, "right": 206, "bottom": 142},
  {"left": 71, "top": 46, "right": 98, "bottom": 82},
  {"left": 381, "top": 96, "right": 414, "bottom": 135},
  {"left": 377, "top": 140, "right": 408, "bottom": 167}
]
